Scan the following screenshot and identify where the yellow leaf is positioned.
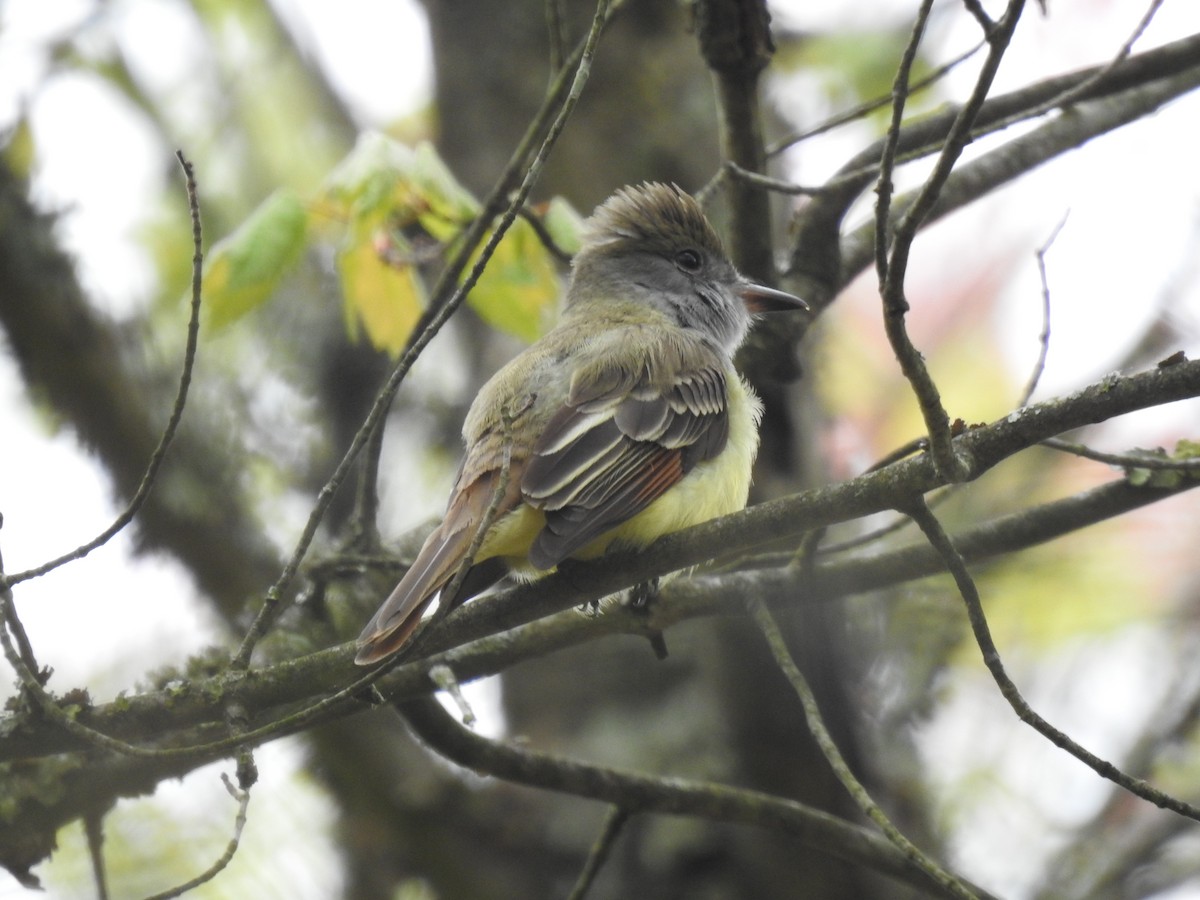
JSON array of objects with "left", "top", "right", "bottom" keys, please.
[
  {"left": 542, "top": 196, "right": 585, "bottom": 257},
  {"left": 203, "top": 190, "right": 308, "bottom": 330},
  {"left": 338, "top": 234, "right": 424, "bottom": 355}
]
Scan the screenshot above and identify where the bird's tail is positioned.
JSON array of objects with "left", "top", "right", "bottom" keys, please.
[
  {"left": 354, "top": 521, "right": 469, "bottom": 665},
  {"left": 355, "top": 469, "right": 521, "bottom": 665}
]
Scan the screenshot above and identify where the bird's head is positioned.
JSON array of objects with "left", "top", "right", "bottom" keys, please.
[{"left": 567, "top": 183, "right": 807, "bottom": 353}]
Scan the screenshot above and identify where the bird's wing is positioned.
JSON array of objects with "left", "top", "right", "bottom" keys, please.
[
  {"left": 354, "top": 436, "right": 527, "bottom": 665},
  {"left": 521, "top": 337, "right": 730, "bottom": 569}
]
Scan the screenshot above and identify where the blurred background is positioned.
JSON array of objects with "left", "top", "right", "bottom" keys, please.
[{"left": 2, "top": 0, "right": 1200, "bottom": 897}]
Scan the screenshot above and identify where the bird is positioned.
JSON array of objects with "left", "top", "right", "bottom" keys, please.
[{"left": 355, "top": 182, "right": 806, "bottom": 665}]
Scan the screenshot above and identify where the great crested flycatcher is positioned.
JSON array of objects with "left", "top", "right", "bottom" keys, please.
[{"left": 355, "top": 182, "right": 806, "bottom": 664}]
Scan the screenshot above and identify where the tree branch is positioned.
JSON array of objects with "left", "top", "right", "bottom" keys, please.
[
  {"left": 695, "top": 0, "right": 777, "bottom": 280},
  {"left": 396, "top": 695, "right": 1000, "bottom": 900},
  {"left": 2, "top": 363, "right": 1194, "bottom": 767}
]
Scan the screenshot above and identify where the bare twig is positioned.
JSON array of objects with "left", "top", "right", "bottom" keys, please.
[
  {"left": 517, "top": 204, "right": 575, "bottom": 263},
  {"left": 746, "top": 597, "right": 982, "bottom": 900},
  {"left": 1042, "top": 438, "right": 1200, "bottom": 471},
  {"left": 839, "top": 62, "right": 1200, "bottom": 284},
  {"left": 8, "top": 151, "right": 205, "bottom": 587},
  {"left": 879, "top": 0, "right": 1026, "bottom": 484},
  {"left": 1019, "top": 214, "right": 1069, "bottom": 406},
  {"left": 545, "top": 0, "right": 569, "bottom": 73},
  {"left": 429, "top": 664, "right": 476, "bottom": 726},
  {"left": 766, "top": 40, "right": 986, "bottom": 158},
  {"left": 141, "top": 766, "right": 253, "bottom": 900},
  {"left": 993, "top": 0, "right": 1166, "bottom": 128},
  {"left": 84, "top": 812, "right": 109, "bottom": 900},
  {"left": 960, "top": 0, "right": 994, "bottom": 34},
  {"left": 903, "top": 497, "right": 1200, "bottom": 823},
  {"left": 0, "top": 518, "right": 41, "bottom": 680},
  {"left": 873, "top": 0, "right": 934, "bottom": 286},
  {"left": 565, "top": 806, "right": 630, "bottom": 900},
  {"left": 723, "top": 161, "right": 825, "bottom": 197}
]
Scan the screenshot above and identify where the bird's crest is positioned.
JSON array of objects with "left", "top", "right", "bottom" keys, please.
[{"left": 584, "top": 183, "right": 724, "bottom": 257}]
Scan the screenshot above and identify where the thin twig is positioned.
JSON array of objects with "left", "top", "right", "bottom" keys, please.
[
  {"left": 873, "top": 0, "right": 934, "bottom": 286},
  {"left": 0, "top": 518, "right": 41, "bottom": 680},
  {"left": 880, "top": 0, "right": 1025, "bottom": 484},
  {"left": 8, "top": 151, "right": 205, "bottom": 587},
  {"left": 565, "top": 806, "right": 629, "bottom": 900},
  {"left": 960, "top": 0, "right": 994, "bottom": 34},
  {"left": 766, "top": 40, "right": 986, "bottom": 158},
  {"left": 84, "top": 812, "right": 109, "bottom": 900},
  {"left": 142, "top": 768, "right": 253, "bottom": 900},
  {"left": 723, "top": 161, "right": 825, "bottom": 196},
  {"left": 745, "top": 597, "right": 981, "bottom": 900},
  {"left": 545, "top": 0, "right": 569, "bottom": 74},
  {"left": 792, "top": 29, "right": 1200, "bottom": 287},
  {"left": 516, "top": 203, "right": 574, "bottom": 263},
  {"left": 902, "top": 496, "right": 1200, "bottom": 823},
  {"left": 1042, "top": 438, "right": 1200, "bottom": 471},
  {"left": 1018, "top": 214, "right": 1068, "bottom": 407},
  {"left": 894, "top": 0, "right": 1026, "bottom": 250},
  {"left": 349, "top": 413, "right": 386, "bottom": 552},
  {"left": 839, "top": 61, "right": 1200, "bottom": 286},
  {"left": 429, "top": 664, "right": 476, "bottom": 726},
  {"left": 1015, "top": 0, "right": 1165, "bottom": 118}
]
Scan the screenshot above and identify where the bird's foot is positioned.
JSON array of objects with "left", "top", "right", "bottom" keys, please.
[{"left": 628, "top": 578, "right": 668, "bottom": 660}]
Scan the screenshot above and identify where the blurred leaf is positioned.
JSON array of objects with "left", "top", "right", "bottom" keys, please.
[
  {"left": 2, "top": 116, "right": 36, "bottom": 179},
  {"left": 317, "top": 133, "right": 561, "bottom": 347},
  {"left": 318, "top": 131, "right": 418, "bottom": 221},
  {"left": 338, "top": 230, "right": 425, "bottom": 355},
  {"left": 468, "top": 217, "right": 561, "bottom": 343},
  {"left": 1123, "top": 443, "right": 1200, "bottom": 488},
  {"left": 319, "top": 133, "right": 561, "bottom": 348},
  {"left": 1175, "top": 438, "right": 1200, "bottom": 460},
  {"left": 203, "top": 189, "right": 308, "bottom": 330},
  {"left": 542, "top": 195, "right": 586, "bottom": 257},
  {"left": 317, "top": 134, "right": 431, "bottom": 354},
  {"left": 810, "top": 30, "right": 934, "bottom": 99},
  {"left": 409, "top": 141, "right": 479, "bottom": 240},
  {"left": 958, "top": 523, "right": 1148, "bottom": 658}
]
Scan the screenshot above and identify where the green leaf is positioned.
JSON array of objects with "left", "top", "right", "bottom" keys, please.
[
  {"left": 317, "top": 131, "right": 418, "bottom": 224},
  {"left": 203, "top": 189, "right": 308, "bottom": 330},
  {"left": 1174, "top": 438, "right": 1200, "bottom": 460},
  {"left": 467, "top": 218, "right": 561, "bottom": 343},
  {"left": 1, "top": 116, "right": 36, "bottom": 179},
  {"left": 409, "top": 141, "right": 479, "bottom": 240},
  {"left": 541, "top": 196, "right": 586, "bottom": 257}
]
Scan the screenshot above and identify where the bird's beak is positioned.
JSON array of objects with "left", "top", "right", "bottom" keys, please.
[{"left": 738, "top": 280, "right": 809, "bottom": 314}]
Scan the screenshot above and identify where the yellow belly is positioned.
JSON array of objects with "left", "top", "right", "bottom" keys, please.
[{"left": 478, "top": 374, "right": 762, "bottom": 573}]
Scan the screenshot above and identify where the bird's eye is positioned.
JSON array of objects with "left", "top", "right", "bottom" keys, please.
[{"left": 675, "top": 248, "right": 703, "bottom": 272}]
